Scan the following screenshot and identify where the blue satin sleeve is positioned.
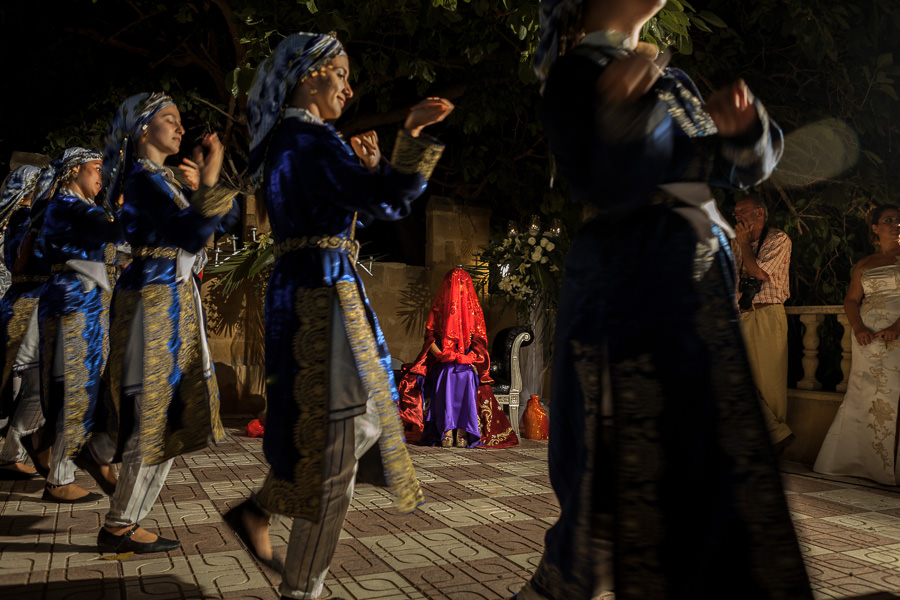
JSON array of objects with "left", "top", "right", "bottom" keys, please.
[
  {"left": 541, "top": 52, "right": 783, "bottom": 217},
  {"left": 40, "top": 193, "right": 123, "bottom": 263},
  {"left": 122, "top": 165, "right": 225, "bottom": 254},
  {"left": 265, "top": 120, "right": 425, "bottom": 240},
  {"left": 3, "top": 207, "right": 30, "bottom": 268}
]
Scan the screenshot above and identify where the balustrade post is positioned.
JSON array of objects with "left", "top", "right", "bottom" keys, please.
[
  {"left": 797, "top": 313, "right": 824, "bottom": 390},
  {"left": 835, "top": 314, "right": 851, "bottom": 392}
]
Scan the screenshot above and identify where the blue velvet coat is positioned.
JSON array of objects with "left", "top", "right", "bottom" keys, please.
[
  {"left": 527, "top": 39, "right": 813, "bottom": 600},
  {"left": 256, "top": 115, "right": 427, "bottom": 521},
  {"left": 107, "top": 160, "right": 232, "bottom": 464},
  {"left": 36, "top": 190, "right": 122, "bottom": 458}
]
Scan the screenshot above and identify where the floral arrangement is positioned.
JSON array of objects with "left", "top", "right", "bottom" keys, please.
[{"left": 472, "top": 226, "right": 567, "bottom": 323}]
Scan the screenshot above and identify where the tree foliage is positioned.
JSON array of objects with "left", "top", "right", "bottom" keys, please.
[
  {"left": 677, "top": 0, "right": 900, "bottom": 304},
  {"left": 6, "top": 0, "right": 896, "bottom": 301}
]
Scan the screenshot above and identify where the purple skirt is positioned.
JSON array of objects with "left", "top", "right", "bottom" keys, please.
[{"left": 419, "top": 362, "right": 481, "bottom": 447}]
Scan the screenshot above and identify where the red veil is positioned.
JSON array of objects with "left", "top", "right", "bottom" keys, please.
[{"left": 398, "top": 268, "right": 518, "bottom": 448}]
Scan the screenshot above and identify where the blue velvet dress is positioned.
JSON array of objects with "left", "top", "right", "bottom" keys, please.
[
  {"left": 0, "top": 206, "right": 44, "bottom": 416},
  {"left": 255, "top": 112, "right": 434, "bottom": 520},
  {"left": 526, "top": 37, "right": 813, "bottom": 600},
  {"left": 107, "top": 159, "right": 233, "bottom": 464},
  {"left": 36, "top": 190, "right": 122, "bottom": 459}
]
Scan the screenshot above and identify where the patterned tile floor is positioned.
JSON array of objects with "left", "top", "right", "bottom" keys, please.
[{"left": 1, "top": 419, "right": 899, "bottom": 599}]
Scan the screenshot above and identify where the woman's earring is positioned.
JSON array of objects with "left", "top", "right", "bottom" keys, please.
[{"left": 140, "top": 123, "right": 149, "bottom": 140}]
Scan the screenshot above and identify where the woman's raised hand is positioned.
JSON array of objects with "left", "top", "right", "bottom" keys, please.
[
  {"left": 403, "top": 97, "right": 454, "bottom": 138},
  {"left": 191, "top": 132, "right": 225, "bottom": 188},
  {"left": 704, "top": 79, "right": 758, "bottom": 138},
  {"left": 177, "top": 158, "right": 201, "bottom": 191},
  {"left": 350, "top": 130, "right": 381, "bottom": 171}
]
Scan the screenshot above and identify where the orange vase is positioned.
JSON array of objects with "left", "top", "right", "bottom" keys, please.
[{"left": 520, "top": 395, "right": 549, "bottom": 440}]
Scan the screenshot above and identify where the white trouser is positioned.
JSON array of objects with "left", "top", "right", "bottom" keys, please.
[{"left": 1, "top": 308, "right": 43, "bottom": 464}]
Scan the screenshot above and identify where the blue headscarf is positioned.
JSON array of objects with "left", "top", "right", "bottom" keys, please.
[
  {"left": 247, "top": 32, "right": 345, "bottom": 186},
  {"left": 29, "top": 147, "right": 103, "bottom": 235},
  {"left": 102, "top": 92, "right": 175, "bottom": 203},
  {"left": 0, "top": 165, "right": 42, "bottom": 226},
  {"left": 534, "top": 0, "right": 584, "bottom": 83}
]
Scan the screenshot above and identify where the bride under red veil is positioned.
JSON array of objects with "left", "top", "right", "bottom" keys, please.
[{"left": 397, "top": 267, "right": 518, "bottom": 448}]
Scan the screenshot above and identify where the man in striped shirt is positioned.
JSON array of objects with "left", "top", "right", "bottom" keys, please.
[{"left": 733, "top": 195, "right": 794, "bottom": 454}]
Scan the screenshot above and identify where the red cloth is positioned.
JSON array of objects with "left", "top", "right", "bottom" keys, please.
[
  {"left": 245, "top": 418, "right": 265, "bottom": 438},
  {"left": 398, "top": 268, "right": 517, "bottom": 448}
]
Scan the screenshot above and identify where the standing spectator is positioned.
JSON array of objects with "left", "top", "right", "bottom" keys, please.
[{"left": 732, "top": 195, "right": 794, "bottom": 452}]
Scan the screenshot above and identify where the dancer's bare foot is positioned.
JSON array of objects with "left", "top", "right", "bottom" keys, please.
[{"left": 242, "top": 504, "right": 273, "bottom": 561}]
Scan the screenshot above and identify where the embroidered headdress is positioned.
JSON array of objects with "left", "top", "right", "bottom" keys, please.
[
  {"left": 0, "top": 165, "right": 42, "bottom": 226},
  {"left": 102, "top": 92, "right": 175, "bottom": 202},
  {"left": 247, "top": 32, "right": 345, "bottom": 185},
  {"left": 29, "top": 147, "right": 103, "bottom": 233}
]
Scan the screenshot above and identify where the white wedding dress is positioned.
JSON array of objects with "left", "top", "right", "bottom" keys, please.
[{"left": 814, "top": 262, "right": 900, "bottom": 485}]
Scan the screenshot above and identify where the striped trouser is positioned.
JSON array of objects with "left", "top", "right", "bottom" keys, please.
[
  {"left": 104, "top": 393, "right": 173, "bottom": 527},
  {"left": 280, "top": 398, "right": 382, "bottom": 599}
]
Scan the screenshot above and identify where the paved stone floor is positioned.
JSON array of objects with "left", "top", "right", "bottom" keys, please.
[{"left": 1, "top": 419, "right": 899, "bottom": 599}]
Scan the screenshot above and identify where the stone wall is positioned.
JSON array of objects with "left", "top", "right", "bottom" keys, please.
[{"left": 206, "top": 194, "right": 516, "bottom": 414}]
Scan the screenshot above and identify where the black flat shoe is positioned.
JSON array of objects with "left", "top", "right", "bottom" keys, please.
[
  {"left": 224, "top": 499, "right": 284, "bottom": 573},
  {"left": 98, "top": 524, "right": 181, "bottom": 554},
  {"left": 42, "top": 487, "right": 103, "bottom": 504},
  {"left": 73, "top": 448, "right": 117, "bottom": 495}
]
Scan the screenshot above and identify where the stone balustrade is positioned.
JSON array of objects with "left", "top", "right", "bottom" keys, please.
[{"left": 783, "top": 305, "right": 847, "bottom": 465}]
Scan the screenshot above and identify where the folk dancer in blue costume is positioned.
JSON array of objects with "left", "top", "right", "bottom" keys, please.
[
  {"left": 0, "top": 165, "right": 47, "bottom": 479},
  {"left": 34, "top": 148, "right": 123, "bottom": 503},
  {"left": 517, "top": 1, "right": 814, "bottom": 599},
  {"left": 98, "top": 93, "right": 235, "bottom": 553},
  {"left": 226, "top": 32, "right": 453, "bottom": 599}
]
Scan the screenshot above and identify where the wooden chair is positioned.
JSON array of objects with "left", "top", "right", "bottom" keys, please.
[{"left": 488, "top": 326, "right": 534, "bottom": 436}]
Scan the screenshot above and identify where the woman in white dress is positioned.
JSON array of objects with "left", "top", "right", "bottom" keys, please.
[{"left": 814, "top": 204, "right": 900, "bottom": 485}]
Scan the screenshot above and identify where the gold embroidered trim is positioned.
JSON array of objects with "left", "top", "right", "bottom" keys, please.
[
  {"left": 132, "top": 247, "right": 178, "bottom": 260},
  {"left": 139, "top": 284, "right": 176, "bottom": 465},
  {"left": 104, "top": 243, "right": 118, "bottom": 290},
  {"left": 335, "top": 280, "right": 423, "bottom": 514},
  {"left": 0, "top": 296, "right": 38, "bottom": 391},
  {"left": 256, "top": 286, "right": 332, "bottom": 520},
  {"left": 390, "top": 130, "right": 444, "bottom": 180},
  {"left": 190, "top": 183, "right": 235, "bottom": 218},
  {"left": 274, "top": 236, "right": 359, "bottom": 262},
  {"left": 50, "top": 264, "right": 73, "bottom": 274},
  {"left": 11, "top": 275, "right": 48, "bottom": 284},
  {"left": 161, "top": 278, "right": 224, "bottom": 460},
  {"left": 60, "top": 311, "right": 92, "bottom": 460}
]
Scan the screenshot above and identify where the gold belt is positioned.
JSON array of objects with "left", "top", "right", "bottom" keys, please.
[
  {"left": 274, "top": 236, "right": 359, "bottom": 261},
  {"left": 50, "top": 264, "right": 73, "bottom": 274},
  {"left": 132, "top": 247, "right": 178, "bottom": 260}
]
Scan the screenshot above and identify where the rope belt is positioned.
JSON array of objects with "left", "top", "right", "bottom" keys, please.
[
  {"left": 132, "top": 247, "right": 178, "bottom": 260},
  {"left": 274, "top": 235, "right": 359, "bottom": 261}
]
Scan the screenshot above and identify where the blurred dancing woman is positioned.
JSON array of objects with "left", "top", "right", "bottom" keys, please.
[
  {"left": 518, "top": 1, "right": 813, "bottom": 599},
  {"left": 0, "top": 165, "right": 46, "bottom": 478},
  {"left": 99, "top": 92, "right": 233, "bottom": 553},
  {"left": 228, "top": 32, "right": 452, "bottom": 598},
  {"left": 36, "top": 147, "right": 122, "bottom": 503}
]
